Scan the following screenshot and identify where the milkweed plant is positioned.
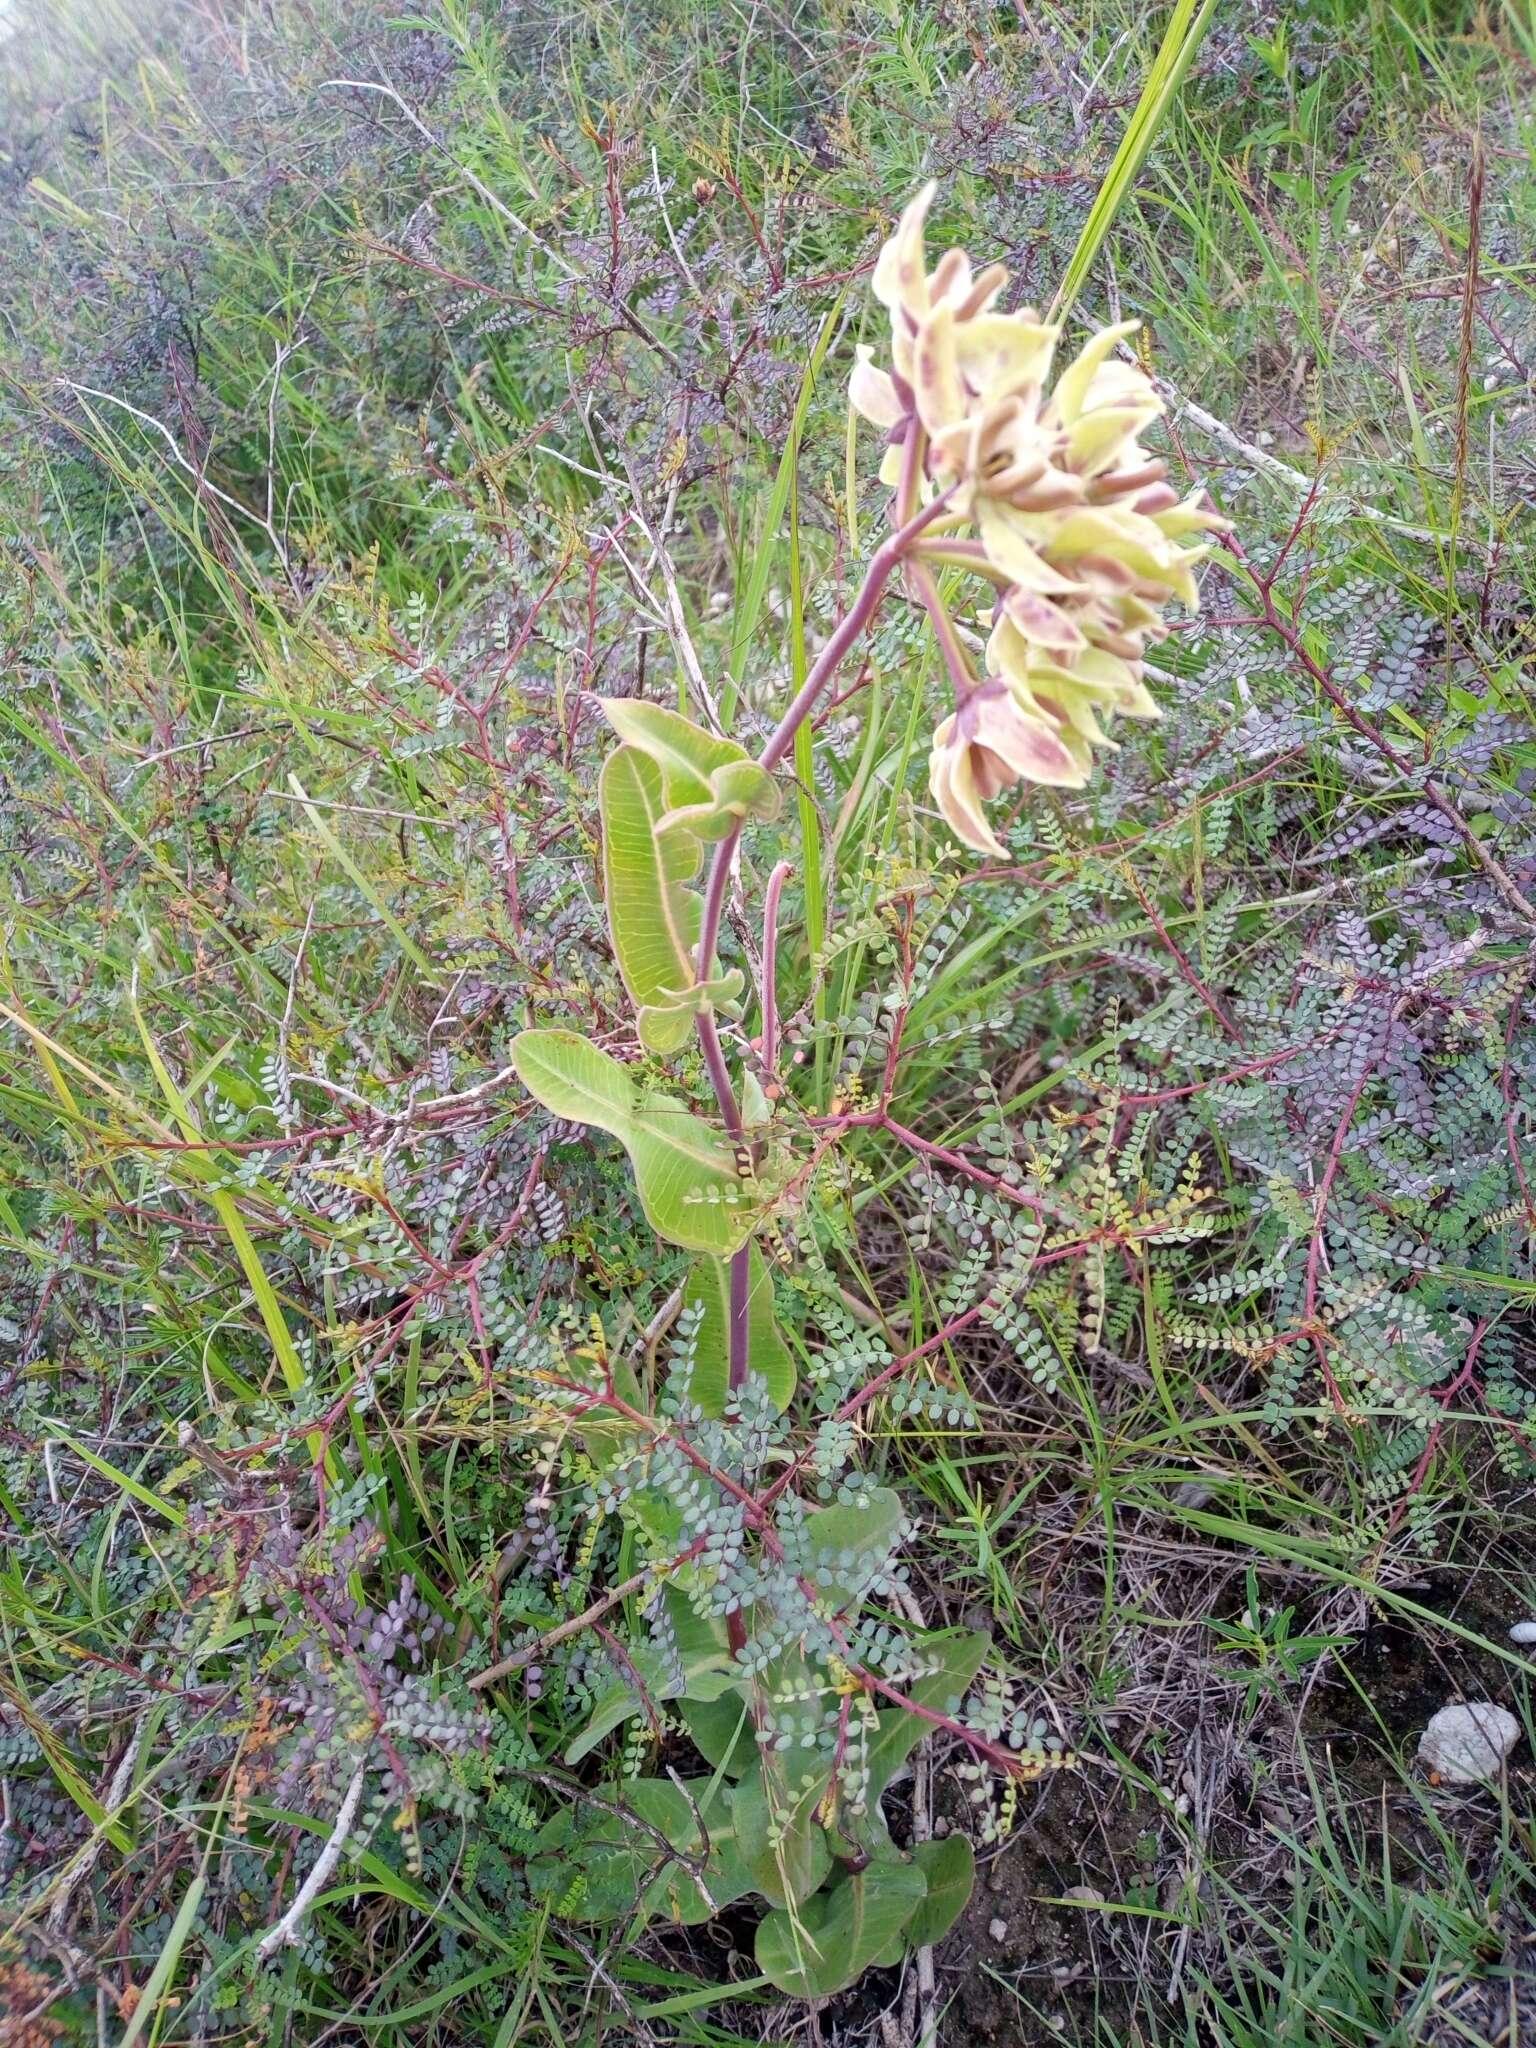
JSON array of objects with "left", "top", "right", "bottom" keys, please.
[{"left": 507, "top": 185, "right": 1225, "bottom": 1998}]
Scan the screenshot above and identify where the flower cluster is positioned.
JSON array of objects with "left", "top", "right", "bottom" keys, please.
[{"left": 853, "top": 183, "right": 1225, "bottom": 855}]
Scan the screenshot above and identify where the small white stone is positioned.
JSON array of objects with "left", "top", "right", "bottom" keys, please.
[
  {"left": 988, "top": 1917, "right": 1008, "bottom": 1942},
  {"left": 1508, "top": 1622, "right": 1536, "bottom": 1645},
  {"left": 1418, "top": 1702, "right": 1522, "bottom": 1784}
]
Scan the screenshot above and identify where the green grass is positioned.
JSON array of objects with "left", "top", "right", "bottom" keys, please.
[{"left": 2, "top": 0, "right": 1535, "bottom": 2042}]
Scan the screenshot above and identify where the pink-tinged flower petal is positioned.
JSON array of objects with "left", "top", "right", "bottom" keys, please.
[
  {"left": 1089, "top": 459, "right": 1170, "bottom": 502},
  {"left": 956, "top": 261, "right": 1009, "bottom": 321},
  {"left": 1003, "top": 584, "right": 1088, "bottom": 653},
  {"left": 1027, "top": 690, "right": 1112, "bottom": 756},
  {"left": 1067, "top": 647, "right": 1159, "bottom": 718},
  {"left": 1128, "top": 482, "right": 1179, "bottom": 515},
  {"left": 976, "top": 499, "right": 1083, "bottom": 593},
  {"left": 1074, "top": 360, "right": 1159, "bottom": 414},
  {"left": 1006, "top": 472, "right": 1088, "bottom": 514},
  {"left": 929, "top": 673, "right": 1095, "bottom": 858},
  {"left": 1072, "top": 552, "right": 1139, "bottom": 590},
  {"left": 911, "top": 303, "right": 965, "bottom": 438},
  {"left": 1110, "top": 592, "right": 1164, "bottom": 633},
  {"left": 849, "top": 345, "right": 905, "bottom": 428},
  {"left": 983, "top": 451, "right": 1048, "bottom": 499},
  {"left": 930, "top": 396, "right": 1034, "bottom": 491},
  {"left": 872, "top": 182, "right": 937, "bottom": 318},
  {"left": 929, "top": 716, "right": 1006, "bottom": 855},
  {"left": 1107, "top": 673, "right": 1160, "bottom": 719},
  {"left": 930, "top": 246, "right": 974, "bottom": 308},
  {"left": 1047, "top": 508, "right": 1189, "bottom": 594},
  {"left": 1046, "top": 320, "right": 1142, "bottom": 426},
  {"left": 975, "top": 695, "right": 1088, "bottom": 788}
]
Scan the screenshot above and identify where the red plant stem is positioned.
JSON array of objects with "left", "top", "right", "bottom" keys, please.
[
  {"left": 1117, "top": 1043, "right": 1312, "bottom": 1106},
  {"left": 536, "top": 1372, "right": 1028, "bottom": 1771},
  {"left": 758, "top": 487, "right": 957, "bottom": 777},
  {"left": 546, "top": 1374, "right": 770, "bottom": 1527},
  {"left": 696, "top": 1011, "right": 743, "bottom": 1145},
  {"left": 1382, "top": 1320, "right": 1490, "bottom": 1543},
  {"left": 905, "top": 554, "right": 977, "bottom": 701},
  {"left": 752, "top": 1305, "right": 988, "bottom": 1518},
  {"left": 728, "top": 1248, "right": 751, "bottom": 1401},
  {"left": 1121, "top": 864, "right": 1246, "bottom": 1046},
  {"left": 690, "top": 480, "right": 956, "bottom": 1414},
  {"left": 830, "top": 1637, "right": 1026, "bottom": 1778},
  {"left": 877, "top": 1114, "right": 1051, "bottom": 1217}
]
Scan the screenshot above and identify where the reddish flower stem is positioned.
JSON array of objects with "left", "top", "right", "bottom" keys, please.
[{"left": 690, "top": 474, "right": 957, "bottom": 1409}]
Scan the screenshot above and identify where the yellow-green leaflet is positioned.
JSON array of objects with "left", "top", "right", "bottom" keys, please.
[
  {"left": 510, "top": 1030, "right": 756, "bottom": 1255},
  {"left": 598, "top": 698, "right": 778, "bottom": 837},
  {"left": 599, "top": 743, "right": 743, "bottom": 1054}
]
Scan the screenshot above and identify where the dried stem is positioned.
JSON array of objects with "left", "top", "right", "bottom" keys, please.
[
  {"left": 469, "top": 1550, "right": 702, "bottom": 1691},
  {"left": 257, "top": 1763, "right": 367, "bottom": 1957}
]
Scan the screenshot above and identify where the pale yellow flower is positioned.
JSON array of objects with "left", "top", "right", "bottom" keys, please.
[{"left": 856, "top": 183, "right": 1228, "bottom": 856}]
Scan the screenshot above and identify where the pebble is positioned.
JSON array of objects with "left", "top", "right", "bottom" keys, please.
[
  {"left": 1509, "top": 1622, "right": 1536, "bottom": 1645},
  {"left": 1062, "top": 1885, "right": 1105, "bottom": 1906},
  {"left": 1418, "top": 1702, "right": 1522, "bottom": 1784},
  {"left": 988, "top": 1917, "right": 1008, "bottom": 1942}
]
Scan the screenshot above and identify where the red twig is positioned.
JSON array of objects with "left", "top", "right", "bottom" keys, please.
[
  {"left": 1120, "top": 864, "right": 1246, "bottom": 1046},
  {"left": 1381, "top": 1319, "right": 1491, "bottom": 1543},
  {"left": 1224, "top": 532, "right": 1536, "bottom": 928}
]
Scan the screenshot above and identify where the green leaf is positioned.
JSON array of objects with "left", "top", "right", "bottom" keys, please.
[
  {"left": 741, "top": 1067, "right": 773, "bottom": 1128},
  {"left": 864, "top": 1631, "right": 990, "bottom": 1807},
  {"left": 43, "top": 1426, "right": 185, "bottom": 1527},
  {"left": 1049, "top": 0, "right": 1218, "bottom": 322},
  {"left": 529, "top": 1778, "right": 751, "bottom": 1928},
  {"left": 116, "top": 1871, "right": 206, "bottom": 2048},
  {"left": 802, "top": 1486, "right": 906, "bottom": 1610},
  {"left": 906, "top": 1835, "right": 975, "bottom": 1947},
  {"left": 755, "top": 1859, "right": 927, "bottom": 1998},
  {"left": 510, "top": 1031, "right": 756, "bottom": 1255},
  {"left": 679, "top": 1692, "right": 754, "bottom": 1778},
  {"left": 599, "top": 744, "right": 743, "bottom": 1055},
  {"left": 680, "top": 1244, "right": 795, "bottom": 1415},
  {"left": 599, "top": 700, "right": 779, "bottom": 838},
  {"left": 571, "top": 1353, "right": 648, "bottom": 1472},
  {"left": 565, "top": 1622, "right": 737, "bottom": 1765},
  {"left": 732, "top": 1766, "right": 833, "bottom": 1910},
  {"left": 564, "top": 1650, "right": 673, "bottom": 1766}
]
